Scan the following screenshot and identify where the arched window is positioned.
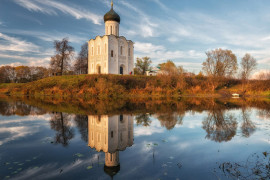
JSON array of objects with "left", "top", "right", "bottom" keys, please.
[
  {"left": 120, "top": 114, "right": 123, "bottom": 122},
  {"left": 111, "top": 131, "right": 113, "bottom": 138},
  {"left": 111, "top": 50, "right": 113, "bottom": 57},
  {"left": 115, "top": 26, "right": 117, "bottom": 35},
  {"left": 128, "top": 48, "right": 130, "bottom": 56},
  {"left": 110, "top": 26, "right": 112, "bottom": 34},
  {"left": 120, "top": 46, "right": 123, "bottom": 55},
  {"left": 98, "top": 45, "right": 100, "bottom": 55}
]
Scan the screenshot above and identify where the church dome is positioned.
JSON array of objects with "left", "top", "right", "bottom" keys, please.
[{"left": 104, "top": 1, "right": 120, "bottom": 23}]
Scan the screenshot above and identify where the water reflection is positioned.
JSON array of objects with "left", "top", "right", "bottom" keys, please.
[
  {"left": 0, "top": 98, "right": 270, "bottom": 146},
  {"left": 202, "top": 104, "right": 238, "bottom": 142},
  {"left": 241, "top": 107, "right": 256, "bottom": 137},
  {"left": 50, "top": 112, "right": 74, "bottom": 147},
  {"left": 156, "top": 112, "right": 183, "bottom": 130},
  {"left": 1, "top": 97, "right": 270, "bottom": 179},
  {"left": 88, "top": 115, "right": 134, "bottom": 178}
]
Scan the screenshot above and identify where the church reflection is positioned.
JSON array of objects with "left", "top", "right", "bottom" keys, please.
[{"left": 88, "top": 114, "right": 134, "bottom": 178}]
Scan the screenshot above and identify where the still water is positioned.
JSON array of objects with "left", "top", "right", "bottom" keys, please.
[{"left": 0, "top": 97, "right": 270, "bottom": 180}]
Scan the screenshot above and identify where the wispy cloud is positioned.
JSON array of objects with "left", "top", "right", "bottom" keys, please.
[
  {"left": 14, "top": 0, "right": 103, "bottom": 25},
  {"left": 119, "top": 0, "right": 158, "bottom": 37},
  {"left": 135, "top": 41, "right": 204, "bottom": 69},
  {"left": 0, "top": 53, "right": 50, "bottom": 67},
  {"left": 0, "top": 33, "right": 39, "bottom": 52}
]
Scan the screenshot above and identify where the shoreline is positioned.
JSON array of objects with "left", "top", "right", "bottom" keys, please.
[{"left": 0, "top": 74, "right": 269, "bottom": 99}]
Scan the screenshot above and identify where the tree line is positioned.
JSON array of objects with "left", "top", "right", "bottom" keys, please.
[
  {"left": 0, "top": 38, "right": 88, "bottom": 83},
  {"left": 1, "top": 37, "right": 269, "bottom": 86},
  {"left": 134, "top": 48, "right": 270, "bottom": 92}
]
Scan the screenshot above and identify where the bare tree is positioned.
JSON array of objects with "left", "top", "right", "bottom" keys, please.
[
  {"left": 74, "top": 43, "right": 88, "bottom": 75},
  {"left": 202, "top": 48, "right": 238, "bottom": 91},
  {"left": 50, "top": 38, "right": 74, "bottom": 76},
  {"left": 50, "top": 112, "right": 74, "bottom": 147},
  {"left": 240, "top": 53, "right": 257, "bottom": 81}
]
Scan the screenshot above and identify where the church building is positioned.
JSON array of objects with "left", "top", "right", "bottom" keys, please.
[{"left": 88, "top": 1, "right": 134, "bottom": 75}]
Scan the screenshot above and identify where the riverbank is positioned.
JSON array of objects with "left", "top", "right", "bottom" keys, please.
[{"left": 0, "top": 74, "right": 269, "bottom": 98}]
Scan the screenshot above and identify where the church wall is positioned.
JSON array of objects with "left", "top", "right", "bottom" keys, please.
[
  {"left": 88, "top": 36, "right": 109, "bottom": 74},
  {"left": 108, "top": 36, "right": 119, "bottom": 74},
  {"left": 118, "top": 37, "right": 129, "bottom": 75},
  {"left": 127, "top": 41, "right": 134, "bottom": 74}
]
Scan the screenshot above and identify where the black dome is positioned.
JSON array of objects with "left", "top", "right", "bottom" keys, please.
[
  {"left": 104, "top": 165, "right": 120, "bottom": 178},
  {"left": 104, "top": 6, "right": 120, "bottom": 23}
]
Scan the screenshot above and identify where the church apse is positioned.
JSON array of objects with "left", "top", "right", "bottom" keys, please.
[{"left": 88, "top": 114, "right": 134, "bottom": 178}]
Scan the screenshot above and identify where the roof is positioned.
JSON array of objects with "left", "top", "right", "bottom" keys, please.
[{"left": 104, "top": 2, "right": 120, "bottom": 23}]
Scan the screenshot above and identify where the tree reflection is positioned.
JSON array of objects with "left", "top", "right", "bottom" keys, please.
[
  {"left": 258, "top": 109, "right": 270, "bottom": 120},
  {"left": 202, "top": 107, "right": 237, "bottom": 142},
  {"left": 156, "top": 112, "right": 183, "bottom": 130},
  {"left": 241, "top": 107, "right": 256, "bottom": 137},
  {"left": 50, "top": 112, "right": 74, "bottom": 147},
  {"left": 0, "top": 101, "right": 46, "bottom": 116},
  {"left": 135, "top": 114, "right": 152, "bottom": 126},
  {"left": 74, "top": 115, "right": 88, "bottom": 142}
]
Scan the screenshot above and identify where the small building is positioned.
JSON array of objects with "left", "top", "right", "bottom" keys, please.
[
  {"left": 88, "top": 1, "right": 134, "bottom": 75},
  {"left": 232, "top": 93, "right": 240, "bottom": 98},
  {"left": 146, "top": 67, "right": 162, "bottom": 76}
]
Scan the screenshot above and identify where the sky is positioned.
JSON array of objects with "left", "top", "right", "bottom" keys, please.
[{"left": 0, "top": 0, "right": 270, "bottom": 74}]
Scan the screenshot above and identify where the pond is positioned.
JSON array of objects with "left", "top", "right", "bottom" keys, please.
[{"left": 0, "top": 97, "right": 270, "bottom": 180}]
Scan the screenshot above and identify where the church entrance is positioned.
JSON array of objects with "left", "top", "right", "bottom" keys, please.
[
  {"left": 120, "top": 65, "right": 124, "bottom": 75},
  {"left": 97, "top": 65, "right": 101, "bottom": 74}
]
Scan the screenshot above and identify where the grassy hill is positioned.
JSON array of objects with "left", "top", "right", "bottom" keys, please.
[{"left": 0, "top": 74, "right": 269, "bottom": 98}]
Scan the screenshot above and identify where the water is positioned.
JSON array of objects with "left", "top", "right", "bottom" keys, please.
[{"left": 0, "top": 97, "right": 270, "bottom": 180}]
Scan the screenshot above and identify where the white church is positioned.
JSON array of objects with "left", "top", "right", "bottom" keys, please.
[{"left": 88, "top": 1, "right": 134, "bottom": 75}]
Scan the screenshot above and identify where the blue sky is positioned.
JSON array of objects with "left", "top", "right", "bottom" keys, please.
[{"left": 0, "top": 0, "right": 270, "bottom": 74}]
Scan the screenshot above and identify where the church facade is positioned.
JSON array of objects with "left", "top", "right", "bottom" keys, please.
[{"left": 88, "top": 1, "right": 134, "bottom": 75}]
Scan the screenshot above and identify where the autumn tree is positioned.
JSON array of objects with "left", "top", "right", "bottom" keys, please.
[
  {"left": 202, "top": 48, "right": 238, "bottom": 91},
  {"left": 30, "top": 66, "right": 49, "bottom": 81},
  {"left": 74, "top": 43, "right": 88, "bottom": 74},
  {"left": 134, "top": 57, "right": 152, "bottom": 75},
  {"left": 50, "top": 38, "right": 74, "bottom": 76},
  {"left": 159, "top": 60, "right": 185, "bottom": 75},
  {"left": 0, "top": 66, "right": 16, "bottom": 83},
  {"left": 15, "top": 66, "right": 31, "bottom": 83}
]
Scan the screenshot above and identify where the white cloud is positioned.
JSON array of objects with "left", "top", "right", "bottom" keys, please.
[
  {"left": 14, "top": 0, "right": 103, "bottom": 25},
  {"left": 135, "top": 42, "right": 164, "bottom": 53},
  {"left": 0, "top": 53, "right": 50, "bottom": 67},
  {"left": 134, "top": 118, "right": 164, "bottom": 136},
  {"left": 135, "top": 41, "right": 204, "bottom": 69},
  {"left": 0, "top": 33, "right": 39, "bottom": 52},
  {"left": 252, "top": 69, "right": 270, "bottom": 79}
]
